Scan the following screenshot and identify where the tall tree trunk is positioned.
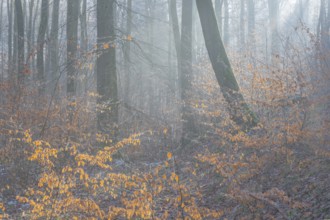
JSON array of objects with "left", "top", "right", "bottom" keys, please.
[
  {"left": 27, "top": 0, "right": 34, "bottom": 66},
  {"left": 223, "top": 0, "right": 229, "bottom": 46},
  {"left": 32, "top": 0, "right": 40, "bottom": 71},
  {"left": 0, "top": 0, "right": 3, "bottom": 78},
  {"left": 80, "top": 0, "right": 88, "bottom": 53},
  {"left": 80, "top": 0, "right": 88, "bottom": 93},
  {"left": 169, "top": 0, "right": 181, "bottom": 72},
  {"left": 15, "top": 0, "right": 25, "bottom": 83},
  {"left": 67, "top": 0, "right": 80, "bottom": 97},
  {"left": 7, "top": 0, "right": 13, "bottom": 77},
  {"left": 49, "top": 0, "right": 60, "bottom": 92},
  {"left": 196, "top": 0, "right": 258, "bottom": 131},
  {"left": 181, "top": 0, "right": 194, "bottom": 145},
  {"left": 268, "top": 0, "right": 279, "bottom": 61},
  {"left": 214, "top": 0, "right": 223, "bottom": 36},
  {"left": 96, "top": 0, "right": 118, "bottom": 134},
  {"left": 247, "top": 0, "right": 256, "bottom": 54},
  {"left": 124, "top": 0, "right": 132, "bottom": 103},
  {"left": 240, "top": 0, "right": 245, "bottom": 48},
  {"left": 13, "top": 3, "right": 18, "bottom": 76},
  {"left": 36, "top": 0, "right": 48, "bottom": 93}
]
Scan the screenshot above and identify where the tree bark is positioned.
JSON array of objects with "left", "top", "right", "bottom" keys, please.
[
  {"left": 96, "top": 0, "right": 118, "bottom": 134},
  {"left": 196, "top": 0, "right": 258, "bottom": 131}
]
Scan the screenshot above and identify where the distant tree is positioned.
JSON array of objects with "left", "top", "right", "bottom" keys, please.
[
  {"left": 169, "top": 0, "right": 181, "bottom": 71},
  {"left": 124, "top": 0, "right": 132, "bottom": 102},
  {"left": 80, "top": 0, "right": 88, "bottom": 53},
  {"left": 96, "top": 0, "right": 118, "bottom": 134},
  {"left": 317, "top": 0, "right": 330, "bottom": 72},
  {"left": 67, "top": 0, "right": 80, "bottom": 97},
  {"left": 196, "top": 0, "right": 258, "bottom": 131},
  {"left": 27, "top": 0, "right": 34, "bottom": 68},
  {"left": 36, "top": 0, "right": 48, "bottom": 93},
  {"left": 268, "top": 0, "right": 279, "bottom": 61},
  {"left": 50, "top": 0, "right": 60, "bottom": 91},
  {"left": 181, "top": 0, "right": 195, "bottom": 145},
  {"left": 7, "top": 0, "right": 13, "bottom": 76},
  {"left": 240, "top": 0, "right": 245, "bottom": 47},
  {"left": 247, "top": 0, "right": 256, "bottom": 54},
  {"left": 15, "top": 0, "right": 24, "bottom": 82}
]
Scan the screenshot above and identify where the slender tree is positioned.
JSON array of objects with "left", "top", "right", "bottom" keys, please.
[
  {"left": 27, "top": 0, "right": 34, "bottom": 66},
  {"left": 15, "top": 0, "right": 24, "bottom": 82},
  {"left": 124, "top": 0, "right": 132, "bottom": 102},
  {"left": 181, "top": 0, "right": 194, "bottom": 145},
  {"left": 67, "top": 0, "right": 80, "bottom": 97},
  {"left": 80, "top": 0, "right": 88, "bottom": 53},
  {"left": 247, "top": 0, "right": 256, "bottom": 54},
  {"left": 268, "top": 0, "right": 279, "bottom": 61},
  {"left": 49, "top": 0, "right": 60, "bottom": 91},
  {"left": 7, "top": 0, "right": 13, "bottom": 76},
  {"left": 196, "top": 0, "right": 258, "bottom": 130},
  {"left": 36, "top": 0, "right": 48, "bottom": 92},
  {"left": 96, "top": 0, "right": 118, "bottom": 134},
  {"left": 240, "top": 0, "right": 245, "bottom": 47}
]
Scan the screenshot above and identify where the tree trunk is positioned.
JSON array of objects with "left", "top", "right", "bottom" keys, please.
[
  {"left": 223, "top": 0, "right": 229, "bottom": 46},
  {"left": 80, "top": 0, "right": 88, "bottom": 93},
  {"left": 49, "top": 0, "right": 60, "bottom": 92},
  {"left": 15, "top": 0, "right": 25, "bottom": 83},
  {"left": 7, "top": 0, "right": 13, "bottom": 77},
  {"left": 169, "top": 0, "right": 181, "bottom": 72},
  {"left": 96, "top": 0, "right": 118, "bottom": 134},
  {"left": 181, "top": 0, "right": 195, "bottom": 145},
  {"left": 124, "top": 0, "right": 132, "bottom": 103},
  {"left": 80, "top": 0, "right": 88, "bottom": 53},
  {"left": 247, "top": 0, "right": 256, "bottom": 54},
  {"left": 214, "top": 0, "right": 223, "bottom": 36},
  {"left": 27, "top": 0, "right": 34, "bottom": 67},
  {"left": 36, "top": 0, "right": 48, "bottom": 93},
  {"left": 67, "top": 0, "right": 80, "bottom": 97},
  {"left": 196, "top": 0, "right": 258, "bottom": 131},
  {"left": 268, "top": 0, "right": 279, "bottom": 61},
  {"left": 240, "top": 0, "right": 245, "bottom": 48}
]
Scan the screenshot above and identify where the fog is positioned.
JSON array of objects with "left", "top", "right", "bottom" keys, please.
[{"left": 0, "top": 0, "right": 329, "bottom": 219}]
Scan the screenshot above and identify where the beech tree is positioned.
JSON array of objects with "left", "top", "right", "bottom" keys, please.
[
  {"left": 96, "top": 0, "right": 118, "bottom": 134},
  {"left": 67, "top": 0, "right": 80, "bottom": 97},
  {"left": 36, "top": 0, "right": 48, "bottom": 92},
  {"left": 196, "top": 0, "right": 258, "bottom": 130},
  {"left": 49, "top": 0, "right": 60, "bottom": 91},
  {"left": 15, "top": 0, "right": 24, "bottom": 82},
  {"left": 181, "top": 0, "right": 195, "bottom": 145}
]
